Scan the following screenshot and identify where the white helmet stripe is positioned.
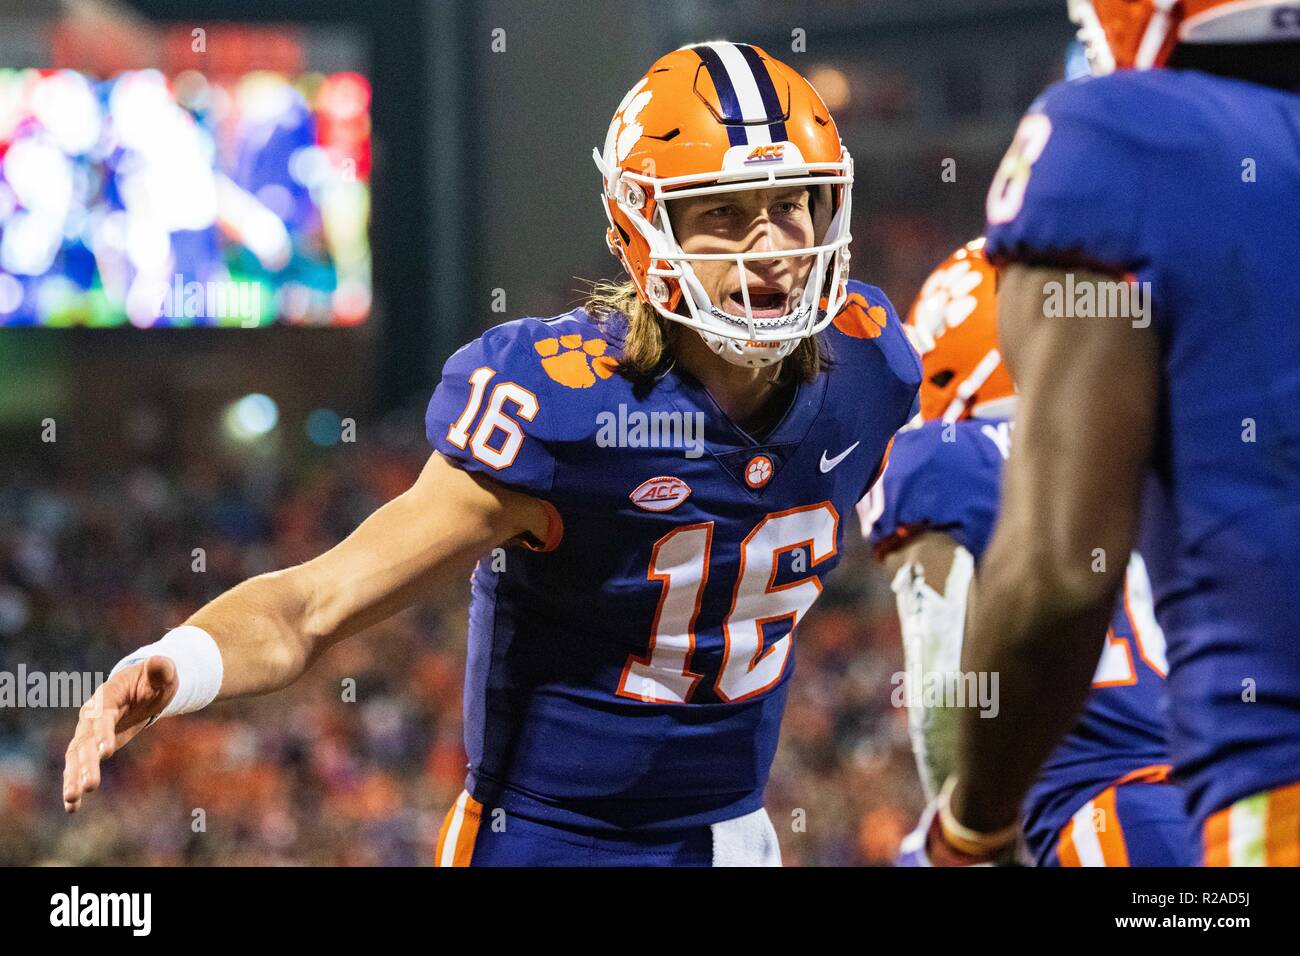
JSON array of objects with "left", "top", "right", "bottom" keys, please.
[
  {"left": 941, "top": 348, "right": 1004, "bottom": 424},
  {"left": 706, "top": 41, "right": 773, "bottom": 146}
]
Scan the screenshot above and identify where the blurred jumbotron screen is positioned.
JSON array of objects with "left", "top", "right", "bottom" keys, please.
[{"left": 0, "top": 6, "right": 370, "bottom": 328}]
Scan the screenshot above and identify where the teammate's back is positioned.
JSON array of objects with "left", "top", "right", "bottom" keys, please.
[
  {"left": 987, "top": 57, "right": 1300, "bottom": 841},
  {"left": 1108, "top": 68, "right": 1300, "bottom": 828}
]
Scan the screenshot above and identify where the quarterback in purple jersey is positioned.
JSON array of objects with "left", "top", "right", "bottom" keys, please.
[
  {"left": 861, "top": 241, "right": 1192, "bottom": 866},
  {"left": 923, "top": 1, "right": 1300, "bottom": 867},
  {"left": 61, "top": 43, "right": 920, "bottom": 867}
]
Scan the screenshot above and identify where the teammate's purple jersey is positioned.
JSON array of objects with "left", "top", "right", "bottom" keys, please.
[
  {"left": 985, "top": 68, "right": 1300, "bottom": 828},
  {"left": 862, "top": 418, "right": 1173, "bottom": 859},
  {"left": 425, "top": 280, "right": 920, "bottom": 830}
]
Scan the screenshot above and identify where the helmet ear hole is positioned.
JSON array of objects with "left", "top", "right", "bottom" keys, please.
[{"left": 929, "top": 369, "right": 956, "bottom": 388}]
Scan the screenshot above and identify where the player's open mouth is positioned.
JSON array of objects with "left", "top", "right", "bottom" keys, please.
[{"left": 725, "top": 285, "right": 789, "bottom": 318}]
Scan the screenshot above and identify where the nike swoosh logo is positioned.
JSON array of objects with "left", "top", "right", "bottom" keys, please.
[{"left": 819, "top": 441, "right": 860, "bottom": 474}]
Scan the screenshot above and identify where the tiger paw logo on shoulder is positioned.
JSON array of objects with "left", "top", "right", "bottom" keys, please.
[{"left": 535, "top": 335, "right": 618, "bottom": 388}]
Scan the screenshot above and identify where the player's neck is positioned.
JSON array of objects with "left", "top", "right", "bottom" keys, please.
[{"left": 675, "top": 332, "right": 790, "bottom": 437}]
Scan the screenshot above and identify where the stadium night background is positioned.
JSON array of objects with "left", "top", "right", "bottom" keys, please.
[{"left": 9, "top": 0, "right": 1282, "bottom": 874}]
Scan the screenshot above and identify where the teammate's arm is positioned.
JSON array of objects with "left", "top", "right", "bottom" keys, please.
[
  {"left": 62, "top": 452, "right": 550, "bottom": 812},
  {"left": 882, "top": 531, "right": 975, "bottom": 801},
  {"left": 947, "top": 263, "right": 1159, "bottom": 834}
]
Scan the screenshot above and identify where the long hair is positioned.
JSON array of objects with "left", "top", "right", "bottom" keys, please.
[{"left": 582, "top": 278, "right": 829, "bottom": 387}]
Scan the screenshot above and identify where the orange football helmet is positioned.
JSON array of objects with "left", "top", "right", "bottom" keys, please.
[
  {"left": 1068, "top": 0, "right": 1298, "bottom": 73},
  {"left": 905, "top": 239, "right": 1017, "bottom": 424},
  {"left": 592, "top": 41, "right": 853, "bottom": 367}
]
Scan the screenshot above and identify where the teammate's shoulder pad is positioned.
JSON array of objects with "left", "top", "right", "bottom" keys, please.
[
  {"left": 984, "top": 75, "right": 1167, "bottom": 274},
  {"left": 882, "top": 420, "right": 959, "bottom": 491},
  {"left": 1030, "top": 72, "right": 1205, "bottom": 151},
  {"left": 870, "top": 418, "right": 1004, "bottom": 559}
]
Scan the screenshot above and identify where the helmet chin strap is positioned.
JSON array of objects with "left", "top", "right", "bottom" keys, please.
[
  {"left": 674, "top": 256, "right": 813, "bottom": 367},
  {"left": 698, "top": 329, "right": 799, "bottom": 368}
]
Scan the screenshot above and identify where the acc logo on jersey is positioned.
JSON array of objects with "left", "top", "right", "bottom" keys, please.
[
  {"left": 630, "top": 476, "right": 692, "bottom": 512},
  {"left": 745, "top": 455, "right": 774, "bottom": 489},
  {"left": 535, "top": 335, "right": 619, "bottom": 389}
]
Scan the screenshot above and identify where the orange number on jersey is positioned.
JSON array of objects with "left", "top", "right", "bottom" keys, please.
[
  {"left": 445, "top": 367, "right": 539, "bottom": 470},
  {"left": 617, "top": 523, "right": 712, "bottom": 703},
  {"left": 619, "top": 502, "right": 840, "bottom": 704}
]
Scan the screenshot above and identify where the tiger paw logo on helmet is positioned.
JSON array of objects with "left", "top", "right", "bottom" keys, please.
[
  {"left": 907, "top": 258, "right": 987, "bottom": 356},
  {"left": 905, "top": 239, "right": 1016, "bottom": 423},
  {"left": 535, "top": 335, "right": 618, "bottom": 389}
]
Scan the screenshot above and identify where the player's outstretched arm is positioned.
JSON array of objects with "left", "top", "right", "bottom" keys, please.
[
  {"left": 882, "top": 532, "right": 975, "bottom": 802},
  {"left": 62, "top": 452, "right": 549, "bottom": 812},
  {"left": 193, "top": 452, "right": 547, "bottom": 695},
  {"left": 947, "top": 264, "right": 1159, "bottom": 836}
]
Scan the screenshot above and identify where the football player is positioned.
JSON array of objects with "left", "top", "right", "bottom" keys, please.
[
  {"left": 922, "top": 2, "right": 1300, "bottom": 865},
  {"left": 61, "top": 42, "right": 921, "bottom": 866},
  {"left": 861, "top": 240, "right": 1192, "bottom": 866}
]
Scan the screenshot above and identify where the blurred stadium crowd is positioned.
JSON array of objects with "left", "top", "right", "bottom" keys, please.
[{"left": 0, "top": 404, "right": 920, "bottom": 866}]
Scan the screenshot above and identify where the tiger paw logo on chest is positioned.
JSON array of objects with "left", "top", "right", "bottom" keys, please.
[
  {"left": 745, "top": 454, "right": 774, "bottom": 489},
  {"left": 535, "top": 334, "right": 618, "bottom": 388}
]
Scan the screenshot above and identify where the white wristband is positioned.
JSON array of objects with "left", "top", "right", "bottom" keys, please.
[{"left": 110, "top": 625, "right": 224, "bottom": 718}]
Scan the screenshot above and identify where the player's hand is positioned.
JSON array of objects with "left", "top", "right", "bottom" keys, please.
[
  {"left": 62, "top": 656, "right": 178, "bottom": 813},
  {"left": 895, "top": 797, "right": 1021, "bottom": 867}
]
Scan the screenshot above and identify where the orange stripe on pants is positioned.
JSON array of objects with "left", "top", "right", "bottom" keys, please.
[
  {"left": 1091, "top": 786, "right": 1130, "bottom": 866},
  {"left": 1264, "top": 781, "right": 1300, "bottom": 866},
  {"left": 1057, "top": 819, "right": 1081, "bottom": 867},
  {"left": 1057, "top": 785, "right": 1130, "bottom": 867},
  {"left": 1203, "top": 779, "right": 1300, "bottom": 867},
  {"left": 1203, "top": 808, "right": 1232, "bottom": 867},
  {"left": 435, "top": 790, "right": 483, "bottom": 867},
  {"left": 1057, "top": 765, "right": 1170, "bottom": 867}
]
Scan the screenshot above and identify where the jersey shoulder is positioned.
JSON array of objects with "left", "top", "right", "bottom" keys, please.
[
  {"left": 983, "top": 72, "right": 1209, "bottom": 273},
  {"left": 1032, "top": 70, "right": 1213, "bottom": 145},
  {"left": 426, "top": 309, "right": 627, "bottom": 495},
  {"left": 444, "top": 309, "right": 622, "bottom": 395},
  {"left": 829, "top": 279, "right": 922, "bottom": 410},
  {"left": 866, "top": 418, "right": 1008, "bottom": 560}
]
